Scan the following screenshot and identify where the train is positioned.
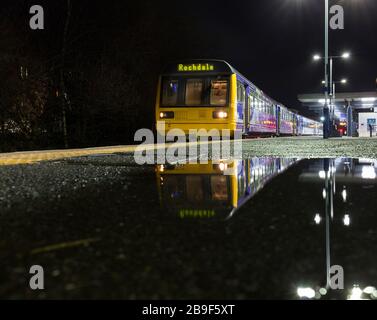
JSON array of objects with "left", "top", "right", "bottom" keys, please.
[{"left": 155, "top": 60, "right": 323, "bottom": 138}]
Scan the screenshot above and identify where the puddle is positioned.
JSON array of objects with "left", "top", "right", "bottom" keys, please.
[{"left": 1, "top": 157, "right": 377, "bottom": 299}]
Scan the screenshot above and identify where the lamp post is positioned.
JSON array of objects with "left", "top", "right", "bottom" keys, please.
[
  {"left": 324, "top": 0, "right": 330, "bottom": 139},
  {"left": 314, "top": 51, "right": 350, "bottom": 137},
  {"left": 331, "top": 78, "right": 347, "bottom": 100},
  {"left": 316, "top": 0, "right": 348, "bottom": 139}
]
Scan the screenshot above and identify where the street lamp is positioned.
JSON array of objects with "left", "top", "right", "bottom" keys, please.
[
  {"left": 313, "top": 54, "right": 322, "bottom": 61},
  {"left": 314, "top": 51, "right": 350, "bottom": 137},
  {"left": 342, "top": 52, "right": 351, "bottom": 59}
]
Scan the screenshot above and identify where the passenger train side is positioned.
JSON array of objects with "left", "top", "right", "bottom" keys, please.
[{"left": 156, "top": 60, "right": 322, "bottom": 138}]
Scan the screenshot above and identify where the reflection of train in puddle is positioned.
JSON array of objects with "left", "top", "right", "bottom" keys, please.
[{"left": 156, "top": 158, "right": 297, "bottom": 220}]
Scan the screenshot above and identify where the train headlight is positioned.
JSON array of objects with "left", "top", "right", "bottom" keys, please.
[
  {"left": 159, "top": 111, "right": 174, "bottom": 119},
  {"left": 213, "top": 162, "right": 228, "bottom": 171},
  {"left": 213, "top": 111, "right": 228, "bottom": 119}
]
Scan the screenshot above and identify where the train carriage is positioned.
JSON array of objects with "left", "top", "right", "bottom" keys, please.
[
  {"left": 297, "top": 115, "right": 323, "bottom": 136},
  {"left": 156, "top": 59, "right": 322, "bottom": 138}
]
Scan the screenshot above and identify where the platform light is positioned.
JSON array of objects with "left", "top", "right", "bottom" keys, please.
[
  {"left": 361, "top": 97, "right": 376, "bottom": 102},
  {"left": 318, "top": 170, "right": 326, "bottom": 179},
  {"left": 313, "top": 54, "right": 321, "bottom": 61},
  {"left": 320, "top": 116, "right": 325, "bottom": 122},
  {"left": 318, "top": 99, "right": 326, "bottom": 105},
  {"left": 340, "top": 79, "right": 348, "bottom": 84},
  {"left": 314, "top": 214, "right": 322, "bottom": 225}
]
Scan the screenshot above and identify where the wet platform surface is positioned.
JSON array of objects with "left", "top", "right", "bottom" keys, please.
[{"left": 1, "top": 154, "right": 377, "bottom": 299}]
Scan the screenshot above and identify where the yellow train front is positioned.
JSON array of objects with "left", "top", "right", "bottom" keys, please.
[
  {"left": 156, "top": 60, "right": 238, "bottom": 137},
  {"left": 155, "top": 59, "right": 322, "bottom": 138}
]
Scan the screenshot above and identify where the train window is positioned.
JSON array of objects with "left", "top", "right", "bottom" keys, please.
[
  {"left": 237, "top": 81, "right": 245, "bottom": 104},
  {"left": 210, "top": 80, "right": 228, "bottom": 105},
  {"left": 210, "top": 176, "right": 228, "bottom": 201},
  {"left": 185, "top": 79, "right": 203, "bottom": 105},
  {"left": 161, "top": 79, "right": 179, "bottom": 106}
]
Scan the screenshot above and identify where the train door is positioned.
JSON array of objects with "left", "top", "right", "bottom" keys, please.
[
  {"left": 293, "top": 114, "right": 298, "bottom": 136},
  {"left": 236, "top": 81, "right": 246, "bottom": 133},
  {"left": 244, "top": 86, "right": 250, "bottom": 134},
  {"left": 276, "top": 106, "right": 281, "bottom": 136}
]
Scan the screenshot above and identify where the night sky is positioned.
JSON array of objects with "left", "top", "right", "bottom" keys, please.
[{"left": 3, "top": 0, "right": 377, "bottom": 116}]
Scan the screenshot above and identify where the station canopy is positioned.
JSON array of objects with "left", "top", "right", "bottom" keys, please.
[{"left": 298, "top": 91, "right": 377, "bottom": 118}]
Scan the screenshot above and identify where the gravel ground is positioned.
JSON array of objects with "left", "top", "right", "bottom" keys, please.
[{"left": 241, "top": 137, "right": 377, "bottom": 158}]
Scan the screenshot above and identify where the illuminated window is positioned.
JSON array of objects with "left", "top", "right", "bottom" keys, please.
[
  {"left": 185, "top": 79, "right": 203, "bottom": 105},
  {"left": 211, "top": 176, "right": 228, "bottom": 201},
  {"left": 162, "top": 79, "right": 179, "bottom": 106},
  {"left": 248, "top": 94, "right": 253, "bottom": 113},
  {"left": 210, "top": 80, "right": 228, "bottom": 105}
]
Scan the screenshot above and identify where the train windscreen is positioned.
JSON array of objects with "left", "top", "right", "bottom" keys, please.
[{"left": 161, "top": 76, "right": 229, "bottom": 107}]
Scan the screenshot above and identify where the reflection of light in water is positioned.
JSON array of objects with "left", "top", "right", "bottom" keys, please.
[
  {"left": 318, "top": 170, "right": 326, "bottom": 179},
  {"left": 314, "top": 214, "right": 322, "bottom": 225},
  {"left": 343, "top": 214, "right": 351, "bottom": 226},
  {"left": 348, "top": 286, "right": 363, "bottom": 300},
  {"left": 363, "top": 286, "right": 376, "bottom": 294},
  {"left": 361, "top": 166, "right": 376, "bottom": 179},
  {"left": 322, "top": 189, "right": 327, "bottom": 199},
  {"left": 297, "top": 287, "right": 315, "bottom": 299},
  {"left": 319, "top": 288, "right": 327, "bottom": 296},
  {"left": 342, "top": 188, "right": 347, "bottom": 202},
  {"left": 358, "top": 158, "right": 377, "bottom": 166},
  {"left": 297, "top": 285, "right": 377, "bottom": 300}
]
